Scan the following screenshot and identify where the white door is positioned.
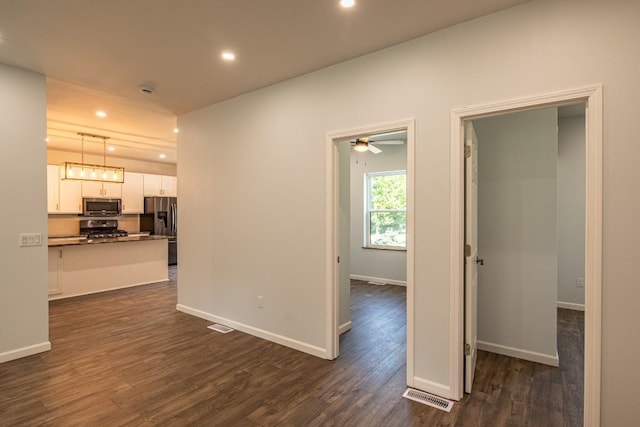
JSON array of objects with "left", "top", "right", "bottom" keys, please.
[{"left": 464, "top": 121, "right": 479, "bottom": 393}]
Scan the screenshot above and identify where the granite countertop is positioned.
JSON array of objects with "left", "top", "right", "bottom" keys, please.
[{"left": 48, "top": 234, "right": 169, "bottom": 247}]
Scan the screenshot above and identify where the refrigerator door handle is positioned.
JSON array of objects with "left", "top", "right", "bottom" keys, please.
[{"left": 171, "top": 203, "right": 177, "bottom": 234}]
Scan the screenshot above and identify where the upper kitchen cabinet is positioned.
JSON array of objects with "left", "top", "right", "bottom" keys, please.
[
  {"left": 60, "top": 179, "right": 82, "bottom": 213},
  {"left": 122, "top": 172, "right": 144, "bottom": 213},
  {"left": 162, "top": 176, "right": 177, "bottom": 197},
  {"left": 143, "top": 174, "right": 177, "bottom": 197},
  {"left": 48, "top": 165, "right": 82, "bottom": 214},
  {"left": 81, "top": 180, "right": 122, "bottom": 199},
  {"left": 47, "top": 165, "right": 60, "bottom": 213}
]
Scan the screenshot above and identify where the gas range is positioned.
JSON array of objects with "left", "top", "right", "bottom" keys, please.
[
  {"left": 85, "top": 230, "right": 129, "bottom": 239},
  {"left": 79, "top": 219, "right": 128, "bottom": 239}
]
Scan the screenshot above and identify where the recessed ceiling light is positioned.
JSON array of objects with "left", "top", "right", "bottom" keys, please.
[
  {"left": 173, "top": 127, "right": 179, "bottom": 133},
  {"left": 159, "top": 153, "right": 167, "bottom": 159},
  {"left": 221, "top": 51, "right": 236, "bottom": 61},
  {"left": 96, "top": 110, "right": 107, "bottom": 118},
  {"left": 45, "top": 137, "right": 50, "bottom": 143},
  {"left": 107, "top": 146, "right": 115, "bottom": 152},
  {"left": 340, "top": 0, "right": 355, "bottom": 8}
]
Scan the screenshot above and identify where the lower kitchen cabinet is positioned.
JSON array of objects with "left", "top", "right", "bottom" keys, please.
[
  {"left": 48, "top": 248, "right": 62, "bottom": 296},
  {"left": 48, "top": 239, "right": 168, "bottom": 300}
]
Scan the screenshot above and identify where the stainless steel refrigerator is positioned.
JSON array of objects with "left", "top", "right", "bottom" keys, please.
[{"left": 140, "top": 197, "right": 177, "bottom": 265}]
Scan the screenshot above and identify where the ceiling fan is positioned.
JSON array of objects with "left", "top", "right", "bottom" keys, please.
[{"left": 351, "top": 131, "right": 406, "bottom": 154}]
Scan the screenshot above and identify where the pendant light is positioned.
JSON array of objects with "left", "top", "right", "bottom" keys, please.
[{"left": 61, "top": 132, "right": 125, "bottom": 183}]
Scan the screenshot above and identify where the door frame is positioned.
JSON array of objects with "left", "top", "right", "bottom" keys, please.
[
  {"left": 449, "top": 85, "right": 602, "bottom": 426},
  {"left": 325, "top": 118, "right": 415, "bottom": 382}
]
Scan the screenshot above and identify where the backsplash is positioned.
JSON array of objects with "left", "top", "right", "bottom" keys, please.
[{"left": 48, "top": 215, "right": 140, "bottom": 237}]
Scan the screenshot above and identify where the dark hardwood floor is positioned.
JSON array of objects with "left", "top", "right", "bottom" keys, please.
[{"left": 0, "top": 272, "right": 583, "bottom": 426}]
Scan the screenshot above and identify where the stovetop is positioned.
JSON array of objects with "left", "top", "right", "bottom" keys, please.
[
  {"left": 84, "top": 230, "right": 129, "bottom": 239},
  {"left": 79, "top": 219, "right": 128, "bottom": 239}
]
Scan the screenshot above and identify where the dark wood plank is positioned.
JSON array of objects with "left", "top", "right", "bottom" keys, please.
[{"left": 0, "top": 271, "right": 583, "bottom": 426}]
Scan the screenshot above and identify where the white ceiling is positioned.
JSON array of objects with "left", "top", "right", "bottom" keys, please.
[{"left": 0, "top": 0, "right": 527, "bottom": 163}]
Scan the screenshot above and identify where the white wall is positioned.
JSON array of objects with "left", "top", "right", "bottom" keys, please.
[
  {"left": 0, "top": 64, "right": 49, "bottom": 362},
  {"left": 349, "top": 145, "right": 407, "bottom": 284},
  {"left": 557, "top": 115, "right": 586, "bottom": 308},
  {"left": 474, "top": 108, "right": 558, "bottom": 363},
  {"left": 178, "top": 1, "right": 640, "bottom": 423}
]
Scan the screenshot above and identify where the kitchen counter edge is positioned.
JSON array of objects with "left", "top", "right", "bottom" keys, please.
[{"left": 48, "top": 235, "right": 169, "bottom": 247}]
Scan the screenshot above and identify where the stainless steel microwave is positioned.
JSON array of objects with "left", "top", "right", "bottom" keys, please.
[{"left": 82, "top": 198, "right": 122, "bottom": 216}]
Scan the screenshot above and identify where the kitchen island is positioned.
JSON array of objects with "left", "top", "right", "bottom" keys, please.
[{"left": 48, "top": 235, "right": 169, "bottom": 299}]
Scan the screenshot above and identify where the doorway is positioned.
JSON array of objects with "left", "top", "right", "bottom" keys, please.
[
  {"left": 451, "top": 85, "right": 602, "bottom": 424},
  {"left": 325, "top": 118, "right": 416, "bottom": 384}
]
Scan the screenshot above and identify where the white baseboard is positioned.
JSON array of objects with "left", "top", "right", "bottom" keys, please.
[
  {"left": 49, "top": 279, "right": 169, "bottom": 301},
  {"left": 557, "top": 301, "right": 585, "bottom": 311},
  {"left": 477, "top": 340, "right": 559, "bottom": 367},
  {"left": 0, "top": 341, "right": 51, "bottom": 364},
  {"left": 339, "top": 321, "right": 352, "bottom": 335},
  {"left": 350, "top": 274, "right": 407, "bottom": 287},
  {"left": 176, "top": 304, "right": 328, "bottom": 359},
  {"left": 410, "top": 376, "right": 455, "bottom": 401}
]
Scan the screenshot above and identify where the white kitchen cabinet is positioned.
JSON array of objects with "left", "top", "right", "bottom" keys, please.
[
  {"left": 59, "top": 179, "right": 82, "bottom": 213},
  {"left": 48, "top": 239, "right": 168, "bottom": 300},
  {"left": 162, "top": 176, "right": 177, "bottom": 197},
  {"left": 122, "top": 172, "right": 144, "bottom": 213},
  {"left": 47, "top": 165, "right": 82, "bottom": 214},
  {"left": 48, "top": 248, "right": 62, "bottom": 295},
  {"left": 143, "top": 174, "right": 177, "bottom": 197},
  {"left": 47, "top": 165, "right": 60, "bottom": 213},
  {"left": 82, "top": 180, "right": 122, "bottom": 198}
]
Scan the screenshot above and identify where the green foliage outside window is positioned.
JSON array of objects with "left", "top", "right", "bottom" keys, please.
[{"left": 367, "top": 172, "right": 406, "bottom": 248}]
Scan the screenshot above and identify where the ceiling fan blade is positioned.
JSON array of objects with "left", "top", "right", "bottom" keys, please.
[
  {"left": 368, "top": 139, "right": 405, "bottom": 145},
  {"left": 370, "top": 130, "right": 405, "bottom": 138},
  {"left": 368, "top": 144, "right": 382, "bottom": 154}
]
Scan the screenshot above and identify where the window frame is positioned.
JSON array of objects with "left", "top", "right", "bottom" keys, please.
[{"left": 364, "top": 170, "right": 407, "bottom": 250}]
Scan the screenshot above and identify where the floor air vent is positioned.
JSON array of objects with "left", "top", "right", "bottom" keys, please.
[
  {"left": 402, "top": 388, "right": 454, "bottom": 412},
  {"left": 368, "top": 280, "right": 386, "bottom": 286},
  {"left": 208, "top": 324, "right": 234, "bottom": 334}
]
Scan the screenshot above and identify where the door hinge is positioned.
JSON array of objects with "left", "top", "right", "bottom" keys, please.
[
  {"left": 337, "top": 256, "right": 340, "bottom": 264},
  {"left": 464, "top": 145, "right": 471, "bottom": 158},
  {"left": 465, "top": 343, "right": 471, "bottom": 356},
  {"left": 464, "top": 244, "right": 471, "bottom": 257}
]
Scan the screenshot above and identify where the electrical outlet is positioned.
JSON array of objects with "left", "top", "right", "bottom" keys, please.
[
  {"left": 257, "top": 296, "right": 264, "bottom": 308},
  {"left": 576, "top": 277, "right": 584, "bottom": 288}
]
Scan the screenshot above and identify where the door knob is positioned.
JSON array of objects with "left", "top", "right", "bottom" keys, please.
[{"left": 476, "top": 257, "right": 484, "bottom": 266}]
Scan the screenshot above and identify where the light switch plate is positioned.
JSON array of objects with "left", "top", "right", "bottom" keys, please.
[{"left": 19, "top": 233, "right": 43, "bottom": 247}]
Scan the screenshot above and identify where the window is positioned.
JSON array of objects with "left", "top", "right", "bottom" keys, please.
[{"left": 364, "top": 170, "right": 406, "bottom": 249}]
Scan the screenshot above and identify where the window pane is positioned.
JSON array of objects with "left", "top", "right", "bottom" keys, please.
[
  {"left": 370, "top": 211, "right": 406, "bottom": 247},
  {"left": 370, "top": 174, "right": 406, "bottom": 210}
]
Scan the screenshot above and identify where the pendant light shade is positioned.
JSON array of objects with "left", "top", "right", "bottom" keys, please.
[
  {"left": 60, "top": 162, "right": 124, "bottom": 183},
  {"left": 60, "top": 132, "right": 125, "bottom": 183}
]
